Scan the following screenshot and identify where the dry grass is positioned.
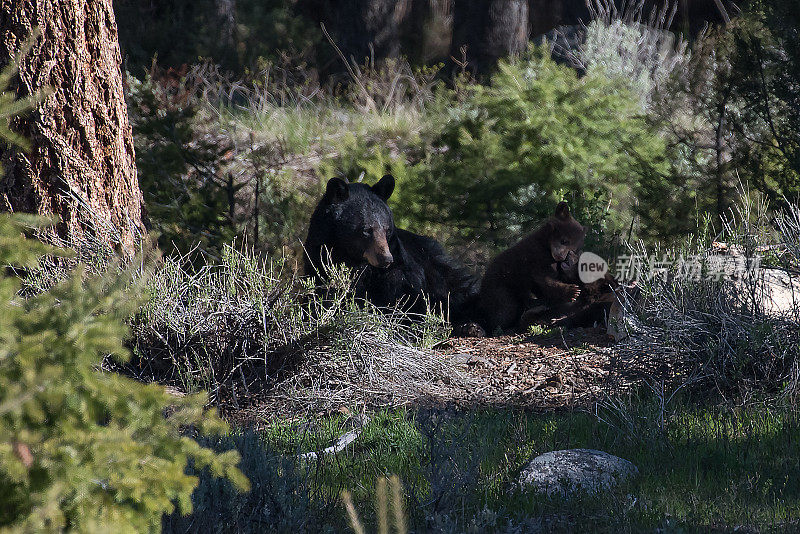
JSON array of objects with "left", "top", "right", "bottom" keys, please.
[
  {"left": 616, "top": 195, "right": 800, "bottom": 399},
  {"left": 129, "top": 245, "right": 475, "bottom": 414}
]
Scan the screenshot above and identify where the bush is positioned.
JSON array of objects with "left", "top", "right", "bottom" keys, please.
[
  {"left": 726, "top": 3, "right": 800, "bottom": 203},
  {"left": 636, "top": 6, "right": 800, "bottom": 241},
  {"left": 547, "top": 8, "right": 720, "bottom": 244},
  {"left": 129, "top": 245, "right": 469, "bottom": 413},
  {"left": 618, "top": 195, "right": 800, "bottom": 398},
  {"left": 401, "top": 46, "right": 666, "bottom": 249},
  {"left": 0, "top": 217, "right": 248, "bottom": 531},
  {"left": 578, "top": 11, "right": 689, "bottom": 112},
  {"left": 0, "top": 50, "right": 248, "bottom": 530}
]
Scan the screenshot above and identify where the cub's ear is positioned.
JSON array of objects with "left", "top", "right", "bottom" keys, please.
[
  {"left": 371, "top": 174, "right": 395, "bottom": 202},
  {"left": 325, "top": 177, "right": 349, "bottom": 203},
  {"left": 554, "top": 201, "right": 571, "bottom": 220}
]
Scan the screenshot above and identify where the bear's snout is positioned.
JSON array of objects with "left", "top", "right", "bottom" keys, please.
[
  {"left": 363, "top": 230, "right": 393, "bottom": 268},
  {"left": 374, "top": 253, "right": 394, "bottom": 268},
  {"left": 364, "top": 248, "right": 393, "bottom": 268},
  {"left": 551, "top": 248, "right": 568, "bottom": 262}
]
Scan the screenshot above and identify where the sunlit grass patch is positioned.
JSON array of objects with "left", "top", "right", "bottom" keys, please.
[{"left": 219, "top": 399, "right": 800, "bottom": 532}]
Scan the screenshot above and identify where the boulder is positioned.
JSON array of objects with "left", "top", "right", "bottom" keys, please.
[
  {"left": 742, "top": 268, "right": 800, "bottom": 318},
  {"left": 519, "top": 448, "right": 638, "bottom": 496},
  {"left": 710, "top": 244, "right": 799, "bottom": 318}
]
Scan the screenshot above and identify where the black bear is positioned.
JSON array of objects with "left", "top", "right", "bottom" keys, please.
[
  {"left": 304, "top": 175, "right": 480, "bottom": 324},
  {"left": 477, "top": 201, "right": 586, "bottom": 333}
]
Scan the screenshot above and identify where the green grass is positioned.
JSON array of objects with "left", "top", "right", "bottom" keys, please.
[
  {"left": 526, "top": 324, "right": 556, "bottom": 337},
  {"left": 254, "top": 398, "right": 800, "bottom": 532},
  {"left": 216, "top": 101, "right": 428, "bottom": 156}
]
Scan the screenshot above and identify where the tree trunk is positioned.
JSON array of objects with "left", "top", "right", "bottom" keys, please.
[
  {"left": 527, "top": 0, "right": 589, "bottom": 38},
  {"left": 404, "top": 0, "right": 453, "bottom": 64},
  {"left": 300, "top": 0, "right": 413, "bottom": 66},
  {"left": 215, "top": 0, "right": 237, "bottom": 49},
  {"left": 363, "top": 0, "right": 412, "bottom": 61},
  {"left": 452, "top": 0, "right": 528, "bottom": 75},
  {"left": 0, "top": 0, "right": 145, "bottom": 257}
]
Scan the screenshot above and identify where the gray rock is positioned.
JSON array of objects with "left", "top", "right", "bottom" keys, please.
[
  {"left": 737, "top": 268, "right": 800, "bottom": 318},
  {"left": 709, "top": 245, "right": 799, "bottom": 318},
  {"left": 519, "top": 448, "right": 638, "bottom": 496}
]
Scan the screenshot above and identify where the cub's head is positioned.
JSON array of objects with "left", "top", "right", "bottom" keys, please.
[
  {"left": 323, "top": 174, "right": 397, "bottom": 269},
  {"left": 545, "top": 201, "right": 586, "bottom": 265}
]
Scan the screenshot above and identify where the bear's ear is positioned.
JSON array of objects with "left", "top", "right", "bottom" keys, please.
[
  {"left": 325, "top": 177, "right": 349, "bottom": 203},
  {"left": 554, "top": 201, "right": 571, "bottom": 220},
  {"left": 371, "top": 174, "right": 395, "bottom": 202}
]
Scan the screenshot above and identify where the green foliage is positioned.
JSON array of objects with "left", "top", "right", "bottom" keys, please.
[
  {"left": 402, "top": 46, "right": 666, "bottom": 248},
  {"left": 127, "top": 73, "right": 236, "bottom": 261},
  {"left": 316, "top": 135, "right": 408, "bottom": 186},
  {"left": 0, "top": 31, "right": 47, "bottom": 165},
  {"left": 726, "top": 3, "right": 800, "bottom": 202},
  {"left": 240, "top": 143, "right": 308, "bottom": 258},
  {"left": 0, "top": 217, "right": 248, "bottom": 531},
  {"left": 638, "top": 7, "right": 800, "bottom": 241},
  {"left": 632, "top": 26, "right": 737, "bottom": 241}
]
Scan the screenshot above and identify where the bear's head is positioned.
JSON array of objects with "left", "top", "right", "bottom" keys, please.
[
  {"left": 545, "top": 201, "right": 586, "bottom": 266},
  {"left": 323, "top": 174, "right": 397, "bottom": 269}
]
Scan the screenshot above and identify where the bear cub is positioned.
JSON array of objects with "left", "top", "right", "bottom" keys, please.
[
  {"left": 304, "top": 175, "right": 479, "bottom": 323},
  {"left": 477, "top": 201, "right": 586, "bottom": 333}
]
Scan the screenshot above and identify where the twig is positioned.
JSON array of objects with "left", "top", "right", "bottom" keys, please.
[{"left": 320, "top": 23, "right": 377, "bottom": 114}]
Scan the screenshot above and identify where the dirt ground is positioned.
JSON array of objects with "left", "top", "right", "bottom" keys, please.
[
  {"left": 437, "top": 327, "right": 675, "bottom": 411},
  {"left": 226, "top": 326, "right": 680, "bottom": 426}
]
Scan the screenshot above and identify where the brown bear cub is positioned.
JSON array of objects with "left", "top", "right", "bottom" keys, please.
[{"left": 477, "top": 201, "right": 586, "bottom": 333}]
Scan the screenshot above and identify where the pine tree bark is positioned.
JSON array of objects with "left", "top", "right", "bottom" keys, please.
[
  {"left": 363, "top": 0, "right": 412, "bottom": 61},
  {"left": 215, "top": 0, "right": 237, "bottom": 49},
  {"left": 452, "top": 0, "right": 528, "bottom": 75},
  {"left": 300, "top": 0, "right": 413, "bottom": 65},
  {"left": 403, "top": 0, "right": 454, "bottom": 64},
  {"left": 0, "top": 0, "right": 145, "bottom": 257}
]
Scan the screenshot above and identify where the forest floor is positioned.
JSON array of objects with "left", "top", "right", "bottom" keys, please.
[
  {"left": 227, "top": 326, "right": 682, "bottom": 427},
  {"left": 438, "top": 327, "right": 676, "bottom": 411},
  {"left": 201, "top": 328, "right": 800, "bottom": 532}
]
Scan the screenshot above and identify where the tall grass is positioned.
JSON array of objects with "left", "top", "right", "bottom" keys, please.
[
  {"left": 617, "top": 194, "right": 800, "bottom": 398},
  {"left": 191, "top": 58, "right": 440, "bottom": 157},
  {"left": 129, "top": 244, "right": 470, "bottom": 412}
]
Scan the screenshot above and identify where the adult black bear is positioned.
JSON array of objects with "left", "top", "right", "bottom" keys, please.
[
  {"left": 477, "top": 201, "right": 586, "bottom": 333},
  {"left": 304, "top": 175, "right": 479, "bottom": 324}
]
